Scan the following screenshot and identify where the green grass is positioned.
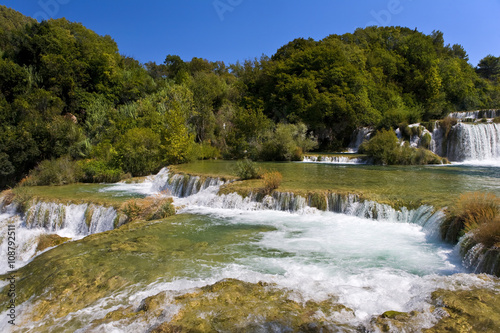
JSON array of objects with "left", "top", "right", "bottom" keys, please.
[
  {"left": 174, "top": 160, "right": 500, "bottom": 209},
  {"left": 12, "top": 183, "right": 144, "bottom": 208}
]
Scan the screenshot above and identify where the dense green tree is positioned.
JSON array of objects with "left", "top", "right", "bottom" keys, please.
[
  {"left": 477, "top": 55, "right": 500, "bottom": 82},
  {"left": 115, "top": 127, "right": 161, "bottom": 176}
]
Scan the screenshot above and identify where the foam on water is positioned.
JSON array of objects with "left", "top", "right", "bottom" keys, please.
[{"left": 2, "top": 168, "right": 497, "bottom": 331}]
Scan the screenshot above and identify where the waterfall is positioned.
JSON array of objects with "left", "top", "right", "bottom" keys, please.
[
  {"left": 152, "top": 167, "right": 226, "bottom": 197},
  {"left": 24, "top": 200, "right": 117, "bottom": 236},
  {"left": 166, "top": 171, "right": 440, "bottom": 227},
  {"left": 430, "top": 122, "right": 500, "bottom": 162},
  {"left": 446, "top": 123, "right": 500, "bottom": 161},
  {"left": 0, "top": 198, "right": 119, "bottom": 275},
  {"left": 448, "top": 109, "right": 500, "bottom": 120},
  {"left": 303, "top": 155, "right": 365, "bottom": 164},
  {"left": 347, "top": 127, "right": 373, "bottom": 153},
  {"left": 458, "top": 235, "right": 500, "bottom": 276}
]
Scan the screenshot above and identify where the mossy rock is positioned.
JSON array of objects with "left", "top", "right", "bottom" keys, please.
[
  {"left": 425, "top": 287, "right": 500, "bottom": 332},
  {"left": 35, "top": 234, "right": 71, "bottom": 253},
  {"left": 89, "top": 278, "right": 356, "bottom": 332}
]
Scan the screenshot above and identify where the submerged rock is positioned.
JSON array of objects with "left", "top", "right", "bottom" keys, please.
[
  {"left": 91, "top": 278, "right": 357, "bottom": 333},
  {"left": 369, "top": 277, "right": 500, "bottom": 333}
]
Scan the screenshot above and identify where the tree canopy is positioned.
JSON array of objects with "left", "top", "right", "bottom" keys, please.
[{"left": 0, "top": 5, "right": 499, "bottom": 188}]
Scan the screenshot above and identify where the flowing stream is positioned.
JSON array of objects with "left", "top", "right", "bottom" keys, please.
[{"left": 1, "top": 163, "right": 499, "bottom": 332}]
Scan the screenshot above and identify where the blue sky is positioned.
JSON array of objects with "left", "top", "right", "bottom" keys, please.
[{"left": 2, "top": 0, "right": 499, "bottom": 66}]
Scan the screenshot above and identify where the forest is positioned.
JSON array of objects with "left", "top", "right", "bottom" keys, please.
[{"left": 1, "top": 5, "right": 500, "bottom": 189}]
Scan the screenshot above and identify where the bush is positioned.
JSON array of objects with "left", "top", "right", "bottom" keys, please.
[
  {"left": 78, "top": 159, "right": 124, "bottom": 183},
  {"left": 358, "top": 129, "right": 399, "bottom": 165},
  {"left": 24, "top": 156, "right": 83, "bottom": 186},
  {"left": 262, "top": 171, "right": 282, "bottom": 194},
  {"left": 359, "top": 129, "right": 446, "bottom": 165},
  {"left": 115, "top": 127, "right": 162, "bottom": 176},
  {"left": 441, "top": 192, "right": 500, "bottom": 244},
  {"left": 119, "top": 195, "right": 175, "bottom": 222},
  {"left": 419, "top": 132, "right": 432, "bottom": 149},
  {"left": 473, "top": 216, "right": 500, "bottom": 248},
  {"left": 493, "top": 116, "right": 500, "bottom": 123},
  {"left": 235, "top": 158, "right": 261, "bottom": 180},
  {"left": 259, "top": 123, "right": 317, "bottom": 161},
  {"left": 191, "top": 142, "right": 221, "bottom": 160}
]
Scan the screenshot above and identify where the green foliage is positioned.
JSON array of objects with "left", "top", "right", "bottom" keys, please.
[
  {"left": 259, "top": 123, "right": 317, "bottom": 161},
  {"left": 420, "top": 132, "right": 432, "bottom": 149},
  {"left": 192, "top": 142, "right": 221, "bottom": 160},
  {"left": 359, "top": 129, "right": 445, "bottom": 165},
  {"left": 24, "top": 157, "right": 83, "bottom": 186},
  {"left": 1, "top": 7, "right": 500, "bottom": 189},
  {"left": 358, "top": 129, "right": 399, "bottom": 165},
  {"left": 78, "top": 159, "right": 123, "bottom": 183},
  {"left": 476, "top": 55, "right": 500, "bottom": 82},
  {"left": 115, "top": 128, "right": 162, "bottom": 176},
  {"left": 235, "top": 159, "right": 261, "bottom": 180}
]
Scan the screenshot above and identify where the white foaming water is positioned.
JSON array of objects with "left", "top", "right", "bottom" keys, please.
[
  {"left": 0, "top": 201, "right": 118, "bottom": 275},
  {"left": 446, "top": 123, "right": 500, "bottom": 162},
  {"left": 347, "top": 127, "right": 373, "bottom": 153},
  {"left": 2, "top": 169, "right": 495, "bottom": 332},
  {"left": 4, "top": 206, "right": 479, "bottom": 332},
  {"left": 303, "top": 155, "right": 365, "bottom": 164}
]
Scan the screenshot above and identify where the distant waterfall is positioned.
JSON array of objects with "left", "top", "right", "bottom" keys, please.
[
  {"left": 431, "top": 123, "right": 500, "bottom": 162},
  {"left": 347, "top": 127, "right": 372, "bottom": 153},
  {"left": 302, "top": 155, "right": 366, "bottom": 164},
  {"left": 448, "top": 109, "right": 500, "bottom": 120}
]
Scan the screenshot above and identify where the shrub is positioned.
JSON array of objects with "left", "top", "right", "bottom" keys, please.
[
  {"left": 119, "top": 195, "right": 175, "bottom": 222},
  {"left": 115, "top": 127, "right": 162, "bottom": 176},
  {"left": 473, "top": 216, "right": 500, "bottom": 248},
  {"left": 262, "top": 171, "right": 282, "bottom": 194},
  {"left": 441, "top": 192, "right": 500, "bottom": 243},
  {"left": 493, "top": 116, "right": 500, "bottom": 123},
  {"left": 360, "top": 129, "right": 445, "bottom": 165},
  {"left": 259, "top": 123, "right": 317, "bottom": 161},
  {"left": 192, "top": 142, "right": 221, "bottom": 160},
  {"left": 78, "top": 159, "right": 123, "bottom": 183},
  {"left": 438, "top": 117, "right": 458, "bottom": 138},
  {"left": 419, "top": 133, "right": 432, "bottom": 149},
  {"left": 235, "top": 158, "right": 261, "bottom": 180},
  {"left": 358, "top": 129, "right": 399, "bottom": 165},
  {"left": 24, "top": 156, "right": 83, "bottom": 186}
]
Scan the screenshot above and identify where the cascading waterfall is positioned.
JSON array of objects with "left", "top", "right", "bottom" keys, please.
[
  {"left": 445, "top": 122, "right": 500, "bottom": 162},
  {"left": 159, "top": 170, "right": 440, "bottom": 227},
  {"left": 347, "top": 127, "right": 373, "bottom": 153},
  {"left": 152, "top": 167, "right": 227, "bottom": 197},
  {"left": 448, "top": 109, "right": 500, "bottom": 120},
  {"left": 24, "top": 200, "right": 117, "bottom": 236},
  {"left": 158, "top": 170, "right": 494, "bottom": 276},
  {"left": 458, "top": 235, "right": 500, "bottom": 276},
  {"left": 0, "top": 198, "right": 119, "bottom": 275},
  {"left": 303, "top": 155, "right": 366, "bottom": 164}
]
